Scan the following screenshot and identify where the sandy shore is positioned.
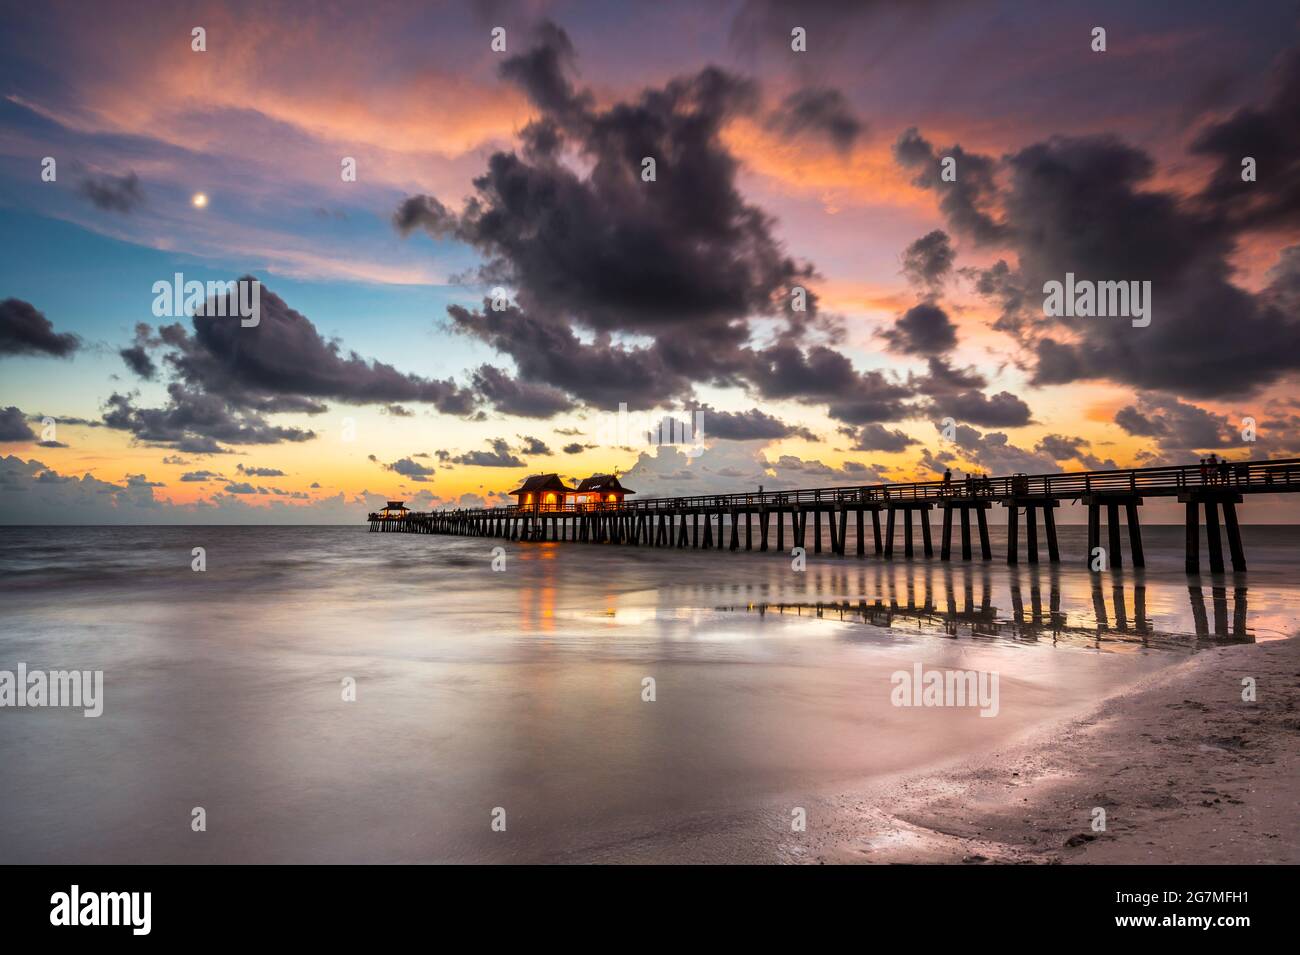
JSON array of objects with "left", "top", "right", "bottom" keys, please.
[{"left": 804, "top": 634, "right": 1300, "bottom": 864}]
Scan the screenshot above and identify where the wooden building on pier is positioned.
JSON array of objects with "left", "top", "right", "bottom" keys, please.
[
  {"left": 508, "top": 474, "right": 574, "bottom": 510},
  {"left": 574, "top": 474, "right": 635, "bottom": 506}
]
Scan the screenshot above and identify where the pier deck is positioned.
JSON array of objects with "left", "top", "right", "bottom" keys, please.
[{"left": 367, "top": 458, "right": 1300, "bottom": 573}]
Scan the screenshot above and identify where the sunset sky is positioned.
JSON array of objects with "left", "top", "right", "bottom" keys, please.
[{"left": 2, "top": 0, "right": 1299, "bottom": 522}]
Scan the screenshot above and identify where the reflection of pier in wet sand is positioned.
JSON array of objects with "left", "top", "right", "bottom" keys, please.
[{"left": 717, "top": 570, "right": 1252, "bottom": 650}]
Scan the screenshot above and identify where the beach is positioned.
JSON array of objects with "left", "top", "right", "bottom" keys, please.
[
  {"left": 813, "top": 634, "right": 1300, "bottom": 864},
  {"left": 1, "top": 524, "right": 1297, "bottom": 863}
]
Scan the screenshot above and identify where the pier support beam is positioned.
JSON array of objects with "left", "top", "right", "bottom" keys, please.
[
  {"left": 1002, "top": 498, "right": 1060, "bottom": 566},
  {"left": 941, "top": 500, "right": 990, "bottom": 561},
  {"left": 1084, "top": 494, "right": 1144, "bottom": 572},
  {"left": 1125, "top": 501, "right": 1144, "bottom": 568},
  {"left": 1223, "top": 499, "right": 1246, "bottom": 572},
  {"left": 884, "top": 503, "right": 931, "bottom": 560},
  {"left": 1043, "top": 501, "right": 1060, "bottom": 563}
]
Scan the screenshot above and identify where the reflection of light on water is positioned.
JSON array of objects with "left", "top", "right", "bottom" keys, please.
[
  {"left": 492, "top": 530, "right": 1300, "bottom": 648},
  {"left": 714, "top": 578, "right": 1257, "bottom": 654},
  {"left": 582, "top": 605, "right": 661, "bottom": 626}
]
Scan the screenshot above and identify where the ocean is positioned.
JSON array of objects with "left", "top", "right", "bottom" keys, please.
[{"left": 1, "top": 523, "right": 1297, "bottom": 863}]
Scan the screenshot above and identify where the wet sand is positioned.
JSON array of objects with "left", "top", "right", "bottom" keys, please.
[{"left": 810, "top": 633, "right": 1300, "bottom": 864}]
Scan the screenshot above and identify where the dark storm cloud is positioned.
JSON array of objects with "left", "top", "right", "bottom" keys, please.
[
  {"left": 1034, "top": 434, "right": 1087, "bottom": 460},
  {"left": 695, "top": 405, "right": 816, "bottom": 442},
  {"left": 933, "top": 389, "right": 1033, "bottom": 428},
  {"left": 517, "top": 435, "right": 551, "bottom": 455},
  {"left": 102, "top": 387, "right": 315, "bottom": 449},
  {"left": 904, "top": 108, "right": 1300, "bottom": 398},
  {"left": 880, "top": 302, "right": 957, "bottom": 356},
  {"left": 961, "top": 259, "right": 1026, "bottom": 335},
  {"left": 894, "top": 128, "right": 1006, "bottom": 245},
  {"left": 453, "top": 438, "right": 526, "bottom": 468},
  {"left": 119, "top": 344, "right": 156, "bottom": 379},
  {"left": 1003, "top": 136, "right": 1300, "bottom": 397},
  {"left": 911, "top": 357, "right": 987, "bottom": 396},
  {"left": 901, "top": 230, "right": 954, "bottom": 291},
  {"left": 391, "top": 194, "right": 457, "bottom": 237},
  {"left": 76, "top": 171, "right": 144, "bottom": 213},
  {"left": 1191, "top": 49, "right": 1300, "bottom": 234},
  {"left": 1033, "top": 434, "right": 1117, "bottom": 471},
  {"left": 106, "top": 279, "right": 479, "bottom": 452},
  {"left": 0, "top": 406, "right": 37, "bottom": 442},
  {"left": 843, "top": 423, "right": 918, "bottom": 453},
  {"left": 744, "top": 343, "right": 918, "bottom": 425},
  {"left": 381, "top": 457, "right": 435, "bottom": 482},
  {"left": 497, "top": 19, "right": 592, "bottom": 122},
  {"left": 449, "top": 301, "right": 692, "bottom": 408},
  {"left": 0, "top": 298, "right": 80, "bottom": 357},
  {"left": 171, "top": 280, "right": 476, "bottom": 414},
  {"left": 471, "top": 364, "right": 575, "bottom": 418},
  {"left": 766, "top": 87, "right": 864, "bottom": 154},
  {"left": 423, "top": 54, "right": 799, "bottom": 338},
  {"left": 1114, "top": 393, "right": 1239, "bottom": 453},
  {"left": 119, "top": 323, "right": 160, "bottom": 378},
  {"left": 399, "top": 24, "right": 879, "bottom": 418},
  {"left": 942, "top": 423, "right": 1057, "bottom": 475}
]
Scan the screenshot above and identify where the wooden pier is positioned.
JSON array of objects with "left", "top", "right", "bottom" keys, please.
[{"left": 368, "top": 458, "right": 1300, "bottom": 574}]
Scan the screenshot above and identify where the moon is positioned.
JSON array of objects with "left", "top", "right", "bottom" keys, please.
[{"left": 191, "top": 192, "right": 208, "bottom": 209}]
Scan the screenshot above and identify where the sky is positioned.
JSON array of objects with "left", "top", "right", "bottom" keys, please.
[{"left": 1, "top": 0, "right": 1299, "bottom": 523}]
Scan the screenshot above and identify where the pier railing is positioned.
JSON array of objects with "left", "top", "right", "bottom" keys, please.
[{"left": 409, "top": 456, "right": 1300, "bottom": 518}]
